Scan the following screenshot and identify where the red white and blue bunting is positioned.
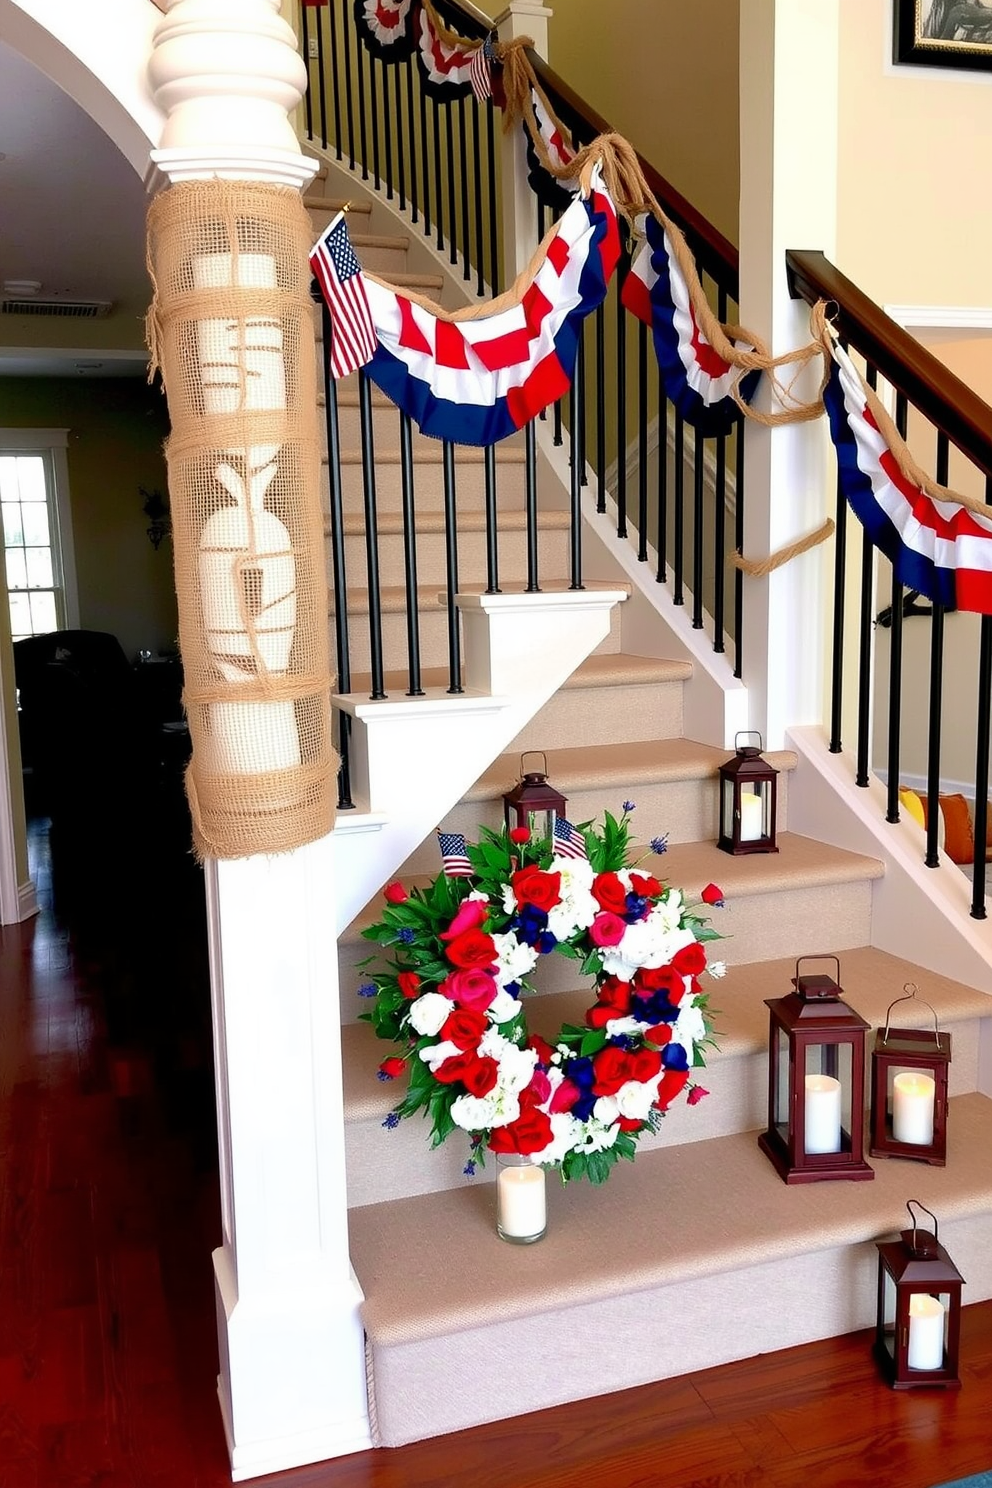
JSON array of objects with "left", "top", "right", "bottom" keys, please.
[
  {"left": 315, "top": 172, "right": 620, "bottom": 446},
  {"left": 622, "top": 214, "right": 761, "bottom": 436},
  {"left": 823, "top": 336, "right": 992, "bottom": 614},
  {"left": 353, "top": 0, "right": 487, "bottom": 98}
]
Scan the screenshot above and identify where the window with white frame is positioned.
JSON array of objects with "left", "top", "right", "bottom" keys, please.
[{"left": 0, "top": 429, "right": 78, "bottom": 643}]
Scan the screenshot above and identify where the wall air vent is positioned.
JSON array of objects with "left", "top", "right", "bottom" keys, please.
[{"left": 1, "top": 298, "right": 113, "bottom": 319}]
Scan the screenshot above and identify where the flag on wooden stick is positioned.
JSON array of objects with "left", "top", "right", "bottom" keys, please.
[{"left": 438, "top": 831, "right": 473, "bottom": 877}]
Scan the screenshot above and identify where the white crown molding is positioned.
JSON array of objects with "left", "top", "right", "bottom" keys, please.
[{"left": 884, "top": 304, "right": 992, "bottom": 333}]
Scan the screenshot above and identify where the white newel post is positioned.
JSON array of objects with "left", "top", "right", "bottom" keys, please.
[
  {"left": 495, "top": 2, "right": 554, "bottom": 280},
  {"left": 148, "top": 2, "right": 370, "bottom": 1479},
  {"left": 738, "top": 0, "right": 840, "bottom": 749}
]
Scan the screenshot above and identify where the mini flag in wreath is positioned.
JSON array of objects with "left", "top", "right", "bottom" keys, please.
[
  {"left": 309, "top": 211, "right": 378, "bottom": 380},
  {"left": 553, "top": 818, "right": 588, "bottom": 861},
  {"left": 470, "top": 32, "right": 495, "bottom": 103},
  {"left": 438, "top": 831, "right": 473, "bottom": 877}
]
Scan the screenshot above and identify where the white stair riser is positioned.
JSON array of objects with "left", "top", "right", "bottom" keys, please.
[
  {"left": 339, "top": 526, "right": 571, "bottom": 590},
  {"left": 325, "top": 458, "right": 528, "bottom": 509},
  {"left": 510, "top": 679, "right": 685, "bottom": 751},
  {"left": 337, "top": 871, "right": 866, "bottom": 1030},
  {"left": 343, "top": 1011, "right": 987, "bottom": 1207},
  {"left": 397, "top": 771, "right": 793, "bottom": 870}
]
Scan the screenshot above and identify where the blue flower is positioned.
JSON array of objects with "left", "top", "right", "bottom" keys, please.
[
  {"left": 381, "top": 1112, "right": 400, "bottom": 1129},
  {"left": 650, "top": 835, "right": 669, "bottom": 855},
  {"left": 622, "top": 800, "right": 636, "bottom": 813},
  {"left": 463, "top": 1160, "right": 477, "bottom": 1177},
  {"left": 357, "top": 982, "right": 377, "bottom": 998},
  {"left": 376, "top": 1069, "right": 391, "bottom": 1082},
  {"left": 536, "top": 930, "right": 558, "bottom": 954},
  {"left": 396, "top": 928, "right": 415, "bottom": 945},
  {"left": 662, "top": 1042, "right": 690, "bottom": 1072},
  {"left": 503, "top": 981, "right": 521, "bottom": 1000},
  {"left": 624, "top": 892, "right": 648, "bottom": 922}
]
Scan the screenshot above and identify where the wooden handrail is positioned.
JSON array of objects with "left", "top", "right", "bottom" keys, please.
[{"left": 787, "top": 250, "right": 992, "bottom": 480}]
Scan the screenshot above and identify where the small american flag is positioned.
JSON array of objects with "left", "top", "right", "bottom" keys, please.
[
  {"left": 438, "top": 830, "right": 473, "bottom": 877},
  {"left": 469, "top": 33, "right": 494, "bottom": 104},
  {"left": 553, "top": 818, "right": 588, "bottom": 861},
  {"left": 309, "top": 211, "right": 377, "bottom": 380}
]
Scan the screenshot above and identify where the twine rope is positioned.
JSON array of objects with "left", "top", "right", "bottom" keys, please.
[{"left": 732, "top": 518, "right": 836, "bottom": 576}]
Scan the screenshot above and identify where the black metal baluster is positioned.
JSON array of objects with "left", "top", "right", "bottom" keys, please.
[
  {"left": 713, "top": 285, "right": 728, "bottom": 647},
  {"left": 320, "top": 298, "right": 353, "bottom": 809},
  {"left": 315, "top": 4, "right": 328, "bottom": 150},
  {"left": 484, "top": 444, "right": 500, "bottom": 594},
  {"left": 538, "top": 199, "right": 546, "bottom": 242},
  {"left": 405, "top": 56, "right": 418, "bottom": 223},
  {"left": 692, "top": 426, "right": 705, "bottom": 627},
  {"left": 829, "top": 445, "right": 847, "bottom": 753},
  {"left": 485, "top": 103, "right": 499, "bottom": 292},
  {"left": 442, "top": 442, "right": 463, "bottom": 693},
  {"left": 301, "top": 4, "right": 314, "bottom": 141},
  {"left": 925, "top": 431, "right": 950, "bottom": 867},
  {"left": 578, "top": 330, "right": 588, "bottom": 486},
  {"left": 432, "top": 96, "right": 444, "bottom": 250},
  {"left": 595, "top": 304, "right": 606, "bottom": 512},
  {"left": 656, "top": 384, "right": 669, "bottom": 584},
  {"left": 615, "top": 242, "right": 627, "bottom": 538},
  {"left": 458, "top": 98, "right": 471, "bottom": 281},
  {"left": 342, "top": 0, "right": 356, "bottom": 169},
  {"left": 419, "top": 74, "right": 431, "bottom": 235},
  {"left": 356, "top": 22, "right": 368, "bottom": 180},
  {"left": 471, "top": 99, "right": 485, "bottom": 295},
  {"left": 525, "top": 420, "right": 539, "bottom": 592},
  {"left": 329, "top": 0, "right": 342, "bottom": 160},
  {"left": 734, "top": 412, "right": 745, "bottom": 679},
  {"left": 382, "top": 64, "right": 393, "bottom": 199},
  {"left": 886, "top": 392, "right": 909, "bottom": 821},
  {"left": 856, "top": 363, "right": 880, "bottom": 786},
  {"left": 394, "top": 61, "right": 405, "bottom": 210},
  {"left": 399, "top": 412, "right": 424, "bottom": 696},
  {"left": 445, "top": 105, "right": 457, "bottom": 265},
  {"left": 359, "top": 371, "right": 386, "bottom": 699},
  {"left": 569, "top": 357, "right": 584, "bottom": 590},
  {"left": 972, "top": 472, "right": 992, "bottom": 916},
  {"left": 673, "top": 413, "right": 685, "bottom": 605},
  {"left": 370, "top": 56, "right": 381, "bottom": 186},
  {"left": 637, "top": 321, "right": 648, "bottom": 560}
]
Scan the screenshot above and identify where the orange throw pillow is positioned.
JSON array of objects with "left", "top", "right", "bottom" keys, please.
[{"left": 932, "top": 794, "right": 974, "bottom": 865}]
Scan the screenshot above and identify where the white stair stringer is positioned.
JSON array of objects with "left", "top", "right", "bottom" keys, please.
[{"left": 331, "top": 589, "right": 628, "bottom": 933}]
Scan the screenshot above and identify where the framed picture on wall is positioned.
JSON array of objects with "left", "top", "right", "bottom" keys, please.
[{"left": 894, "top": 0, "right": 992, "bottom": 70}]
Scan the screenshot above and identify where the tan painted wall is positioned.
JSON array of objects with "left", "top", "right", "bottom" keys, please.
[
  {"left": 1, "top": 378, "right": 178, "bottom": 662},
  {"left": 837, "top": 0, "right": 992, "bottom": 306}
]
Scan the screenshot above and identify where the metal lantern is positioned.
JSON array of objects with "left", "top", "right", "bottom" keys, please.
[
  {"left": 875, "top": 1201, "right": 964, "bottom": 1389},
  {"left": 502, "top": 752, "right": 567, "bottom": 848},
  {"left": 758, "top": 955, "right": 874, "bottom": 1184},
  {"left": 870, "top": 984, "right": 951, "bottom": 1166},
  {"left": 717, "top": 731, "right": 779, "bottom": 855}
]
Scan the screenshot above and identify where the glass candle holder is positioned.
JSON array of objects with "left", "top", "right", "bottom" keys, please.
[{"left": 495, "top": 1153, "right": 546, "bottom": 1244}]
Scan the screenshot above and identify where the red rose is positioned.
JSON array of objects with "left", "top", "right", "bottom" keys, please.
[
  {"left": 488, "top": 1105, "right": 553, "bottom": 1156},
  {"left": 528, "top": 1034, "right": 556, "bottom": 1066},
  {"left": 527, "top": 1068, "right": 552, "bottom": 1105},
  {"left": 589, "top": 912, "right": 626, "bottom": 947},
  {"left": 511, "top": 865, "right": 562, "bottom": 913},
  {"left": 434, "top": 1051, "right": 498, "bottom": 1097},
  {"left": 509, "top": 826, "right": 530, "bottom": 844},
  {"left": 636, "top": 964, "right": 682, "bottom": 996},
  {"left": 549, "top": 1078, "right": 580, "bottom": 1113},
  {"left": 591, "top": 871, "right": 628, "bottom": 915},
  {"left": 686, "top": 1085, "right": 710, "bottom": 1106},
  {"left": 592, "top": 1046, "right": 632, "bottom": 1096},
  {"left": 441, "top": 1008, "right": 488, "bottom": 1050},
  {"left": 439, "top": 898, "right": 488, "bottom": 942},
  {"left": 597, "top": 975, "right": 632, "bottom": 1011},
  {"left": 645, "top": 1024, "right": 673, "bottom": 1046},
  {"left": 617, "top": 1116, "right": 642, "bottom": 1132},
  {"left": 701, "top": 883, "right": 724, "bottom": 906},
  {"left": 397, "top": 971, "right": 421, "bottom": 999},
  {"left": 440, "top": 967, "right": 497, "bottom": 1013},
  {"left": 384, "top": 881, "right": 408, "bottom": 904},
  {"left": 628, "top": 1047, "right": 663, "bottom": 1083},
  {"left": 586, "top": 1005, "right": 619, "bottom": 1029},
  {"left": 673, "top": 942, "right": 706, "bottom": 977},
  {"left": 378, "top": 1056, "right": 406, "bottom": 1079},
  {"left": 445, "top": 928, "right": 498, "bottom": 970},
  {"left": 629, "top": 872, "right": 662, "bottom": 899},
  {"left": 654, "top": 1068, "right": 690, "bottom": 1111}
]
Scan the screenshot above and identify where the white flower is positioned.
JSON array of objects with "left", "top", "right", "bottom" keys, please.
[
  {"left": 577, "top": 1119, "right": 620, "bottom": 1153},
  {"left": 478, "top": 1027, "right": 511, "bottom": 1060},
  {"left": 487, "top": 987, "right": 524, "bottom": 1025},
  {"left": 674, "top": 1002, "right": 707, "bottom": 1060},
  {"left": 407, "top": 992, "right": 453, "bottom": 1037},
  {"left": 604, "top": 1015, "right": 647, "bottom": 1038},
  {"left": 467, "top": 889, "right": 489, "bottom": 903},
  {"left": 492, "top": 930, "right": 539, "bottom": 987},
  {"left": 708, "top": 960, "right": 728, "bottom": 979},
  {"left": 593, "top": 1095, "right": 619, "bottom": 1125},
  {"left": 450, "top": 1092, "right": 499, "bottom": 1130},
  {"left": 501, "top": 884, "right": 517, "bottom": 915},
  {"left": 533, "top": 1110, "right": 583, "bottom": 1164},
  {"left": 495, "top": 1042, "right": 538, "bottom": 1095},
  {"left": 419, "top": 1038, "right": 461, "bottom": 1071},
  {"left": 599, "top": 917, "right": 697, "bottom": 981},
  {"left": 616, "top": 1078, "right": 658, "bottom": 1121},
  {"left": 545, "top": 856, "right": 599, "bottom": 941}
]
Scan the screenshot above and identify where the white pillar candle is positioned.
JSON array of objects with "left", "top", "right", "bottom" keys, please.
[
  {"left": 892, "top": 1071, "right": 936, "bottom": 1146},
  {"left": 804, "top": 1073, "right": 842, "bottom": 1154},
  {"left": 497, "top": 1163, "right": 546, "bottom": 1241},
  {"left": 739, "top": 789, "right": 763, "bottom": 842},
  {"left": 908, "top": 1293, "right": 945, "bottom": 1370}
]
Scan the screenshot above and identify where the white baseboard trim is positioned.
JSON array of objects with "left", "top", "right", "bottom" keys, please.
[
  {"left": 884, "top": 304, "right": 992, "bottom": 334},
  {"left": 17, "top": 879, "right": 39, "bottom": 920},
  {"left": 219, "top": 1384, "right": 373, "bottom": 1482}
]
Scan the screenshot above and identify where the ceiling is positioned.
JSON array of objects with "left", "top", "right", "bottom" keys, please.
[{"left": 0, "top": 37, "right": 151, "bottom": 378}]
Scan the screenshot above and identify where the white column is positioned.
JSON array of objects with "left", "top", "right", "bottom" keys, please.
[
  {"left": 147, "top": 2, "right": 370, "bottom": 1477},
  {"left": 0, "top": 598, "right": 37, "bottom": 925},
  {"left": 738, "top": 0, "right": 840, "bottom": 749},
  {"left": 495, "top": 2, "right": 554, "bottom": 280}
]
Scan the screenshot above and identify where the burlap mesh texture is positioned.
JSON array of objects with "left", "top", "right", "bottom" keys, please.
[{"left": 147, "top": 180, "right": 336, "bottom": 860}]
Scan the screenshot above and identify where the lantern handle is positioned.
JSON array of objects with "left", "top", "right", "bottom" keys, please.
[
  {"left": 734, "top": 730, "right": 764, "bottom": 753},
  {"left": 794, "top": 953, "right": 841, "bottom": 985},
  {"left": 881, "top": 982, "right": 940, "bottom": 1043},
  {"left": 907, "top": 1199, "right": 939, "bottom": 1248},
  {"left": 519, "top": 750, "right": 548, "bottom": 779}
]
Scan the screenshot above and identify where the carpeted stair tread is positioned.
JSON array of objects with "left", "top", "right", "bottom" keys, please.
[
  {"left": 302, "top": 192, "right": 369, "bottom": 213},
  {"left": 340, "top": 946, "right": 989, "bottom": 1123},
  {"left": 343, "top": 653, "right": 692, "bottom": 698},
  {"left": 351, "top": 1090, "right": 992, "bottom": 1349},
  {"left": 336, "top": 508, "right": 572, "bottom": 537},
  {"left": 461, "top": 738, "right": 798, "bottom": 804}
]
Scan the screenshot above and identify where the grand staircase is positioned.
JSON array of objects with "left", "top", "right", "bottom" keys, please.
[{"left": 303, "top": 157, "right": 992, "bottom": 1448}]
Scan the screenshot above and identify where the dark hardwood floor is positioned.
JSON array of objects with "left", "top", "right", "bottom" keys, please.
[{"left": 1, "top": 812, "right": 990, "bottom": 1488}]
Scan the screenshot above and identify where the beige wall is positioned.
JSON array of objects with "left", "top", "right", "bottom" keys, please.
[
  {"left": 837, "top": 0, "right": 992, "bottom": 306},
  {"left": 1, "top": 377, "right": 178, "bottom": 662}
]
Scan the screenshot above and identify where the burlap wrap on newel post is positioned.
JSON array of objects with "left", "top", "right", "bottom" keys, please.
[{"left": 146, "top": 180, "right": 337, "bottom": 860}]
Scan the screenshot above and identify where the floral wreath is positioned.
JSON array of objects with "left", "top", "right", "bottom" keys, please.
[{"left": 360, "top": 805, "right": 726, "bottom": 1184}]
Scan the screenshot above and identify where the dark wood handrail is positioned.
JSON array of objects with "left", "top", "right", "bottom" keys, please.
[{"left": 787, "top": 250, "right": 992, "bottom": 481}]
